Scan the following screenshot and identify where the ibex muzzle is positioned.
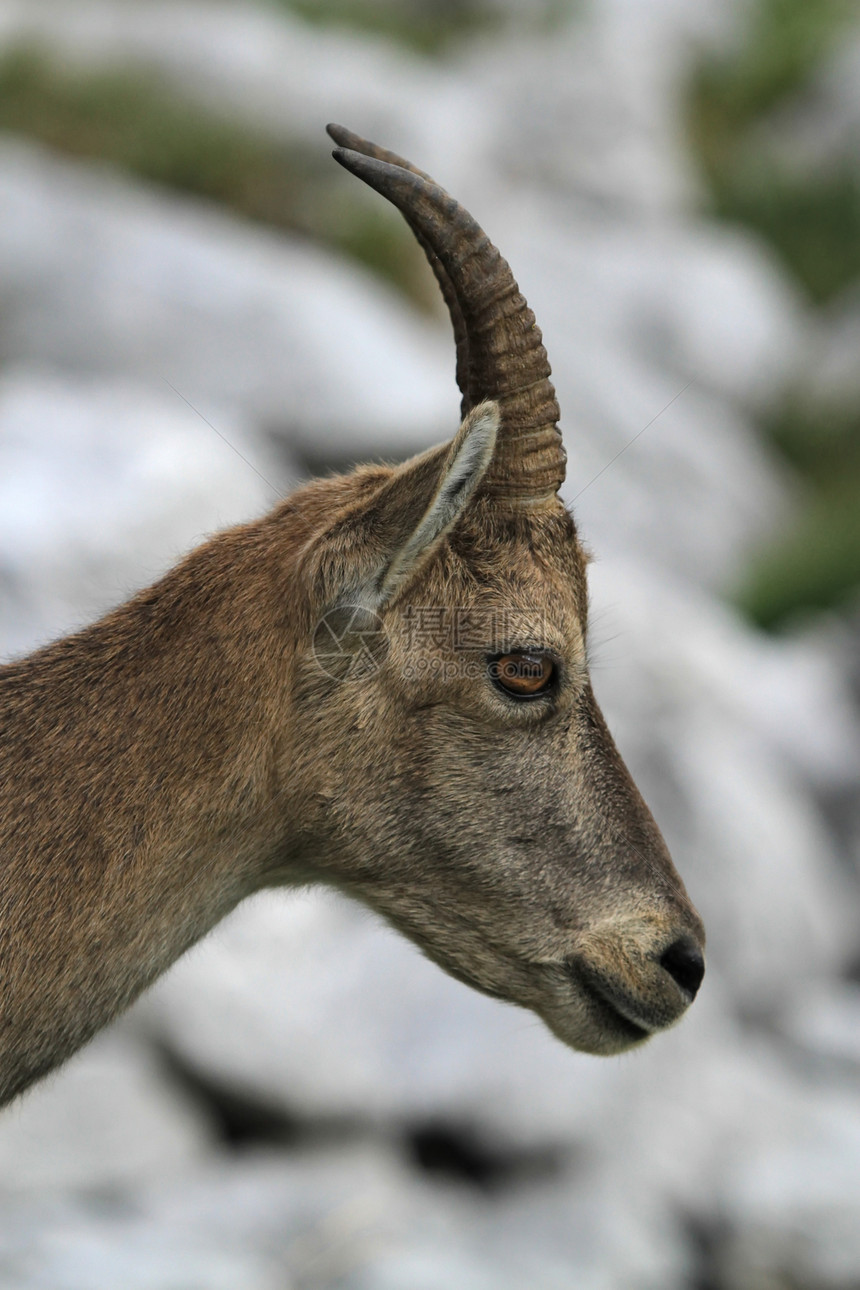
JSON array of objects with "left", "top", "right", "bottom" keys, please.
[{"left": 0, "top": 127, "right": 703, "bottom": 1106}]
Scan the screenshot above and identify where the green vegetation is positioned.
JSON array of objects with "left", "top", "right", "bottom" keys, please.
[
  {"left": 272, "top": 0, "right": 504, "bottom": 57},
  {"left": 688, "top": 0, "right": 860, "bottom": 305},
  {"left": 736, "top": 478, "right": 860, "bottom": 629},
  {"left": 270, "top": 0, "right": 576, "bottom": 59},
  {"left": 687, "top": 0, "right": 860, "bottom": 627},
  {"left": 737, "top": 406, "right": 860, "bottom": 629},
  {"left": 690, "top": 0, "right": 851, "bottom": 140},
  {"left": 0, "top": 45, "right": 437, "bottom": 309}
]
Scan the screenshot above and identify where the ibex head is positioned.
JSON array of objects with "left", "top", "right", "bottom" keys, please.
[
  {"left": 283, "top": 126, "right": 705, "bottom": 1055},
  {"left": 0, "top": 126, "right": 705, "bottom": 1106}
]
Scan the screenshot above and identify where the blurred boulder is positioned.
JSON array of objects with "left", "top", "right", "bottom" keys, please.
[
  {"left": 589, "top": 558, "right": 860, "bottom": 1008},
  {"left": 0, "top": 139, "right": 453, "bottom": 461},
  {"left": 0, "top": 1138, "right": 696, "bottom": 1290},
  {"left": 712, "top": 1085, "right": 860, "bottom": 1290},
  {"left": 0, "top": 366, "right": 291, "bottom": 657},
  {"left": 0, "top": 1198, "right": 285, "bottom": 1290},
  {"left": 0, "top": 1028, "right": 213, "bottom": 1195}
]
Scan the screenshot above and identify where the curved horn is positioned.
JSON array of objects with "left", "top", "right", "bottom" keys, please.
[
  {"left": 326, "top": 123, "right": 471, "bottom": 410},
  {"left": 326, "top": 124, "right": 565, "bottom": 508}
]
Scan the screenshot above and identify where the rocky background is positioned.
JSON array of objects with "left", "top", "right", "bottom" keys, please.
[{"left": 2, "top": 1, "right": 860, "bottom": 1286}]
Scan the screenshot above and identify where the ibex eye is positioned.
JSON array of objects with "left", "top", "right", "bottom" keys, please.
[{"left": 490, "top": 652, "right": 556, "bottom": 699}]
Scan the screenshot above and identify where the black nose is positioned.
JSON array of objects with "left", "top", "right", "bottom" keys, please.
[{"left": 660, "top": 936, "right": 705, "bottom": 1000}]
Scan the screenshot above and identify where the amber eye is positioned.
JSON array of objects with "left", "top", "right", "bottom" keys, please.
[{"left": 490, "top": 652, "right": 556, "bottom": 699}]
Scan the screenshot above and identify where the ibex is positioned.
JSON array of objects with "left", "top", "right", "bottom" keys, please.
[{"left": 0, "top": 125, "right": 704, "bottom": 1108}]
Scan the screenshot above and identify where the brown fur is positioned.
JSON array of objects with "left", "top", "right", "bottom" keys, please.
[{"left": 0, "top": 422, "right": 704, "bottom": 1106}]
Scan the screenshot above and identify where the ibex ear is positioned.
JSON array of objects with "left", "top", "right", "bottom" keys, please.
[
  {"left": 311, "top": 402, "right": 498, "bottom": 620},
  {"left": 374, "top": 400, "right": 499, "bottom": 608}
]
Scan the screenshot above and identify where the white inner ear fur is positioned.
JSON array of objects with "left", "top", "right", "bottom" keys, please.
[{"left": 375, "top": 400, "right": 500, "bottom": 608}]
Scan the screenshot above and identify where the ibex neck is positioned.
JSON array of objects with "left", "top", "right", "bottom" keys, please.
[{"left": 0, "top": 519, "right": 303, "bottom": 1104}]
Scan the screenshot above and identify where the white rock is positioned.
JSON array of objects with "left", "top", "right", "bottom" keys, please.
[
  {"left": 0, "top": 367, "right": 291, "bottom": 657},
  {"left": 777, "top": 979, "right": 860, "bottom": 1074},
  {"left": 0, "top": 140, "right": 454, "bottom": 460},
  {"left": 593, "top": 994, "right": 860, "bottom": 1281},
  {"left": 473, "top": 0, "right": 737, "bottom": 217},
  {"left": 0, "top": 1139, "right": 694, "bottom": 1290},
  {"left": 588, "top": 558, "right": 859, "bottom": 1009},
  {"left": 0, "top": 1207, "right": 284, "bottom": 1290},
  {"left": 0, "top": 1028, "right": 213, "bottom": 1195},
  {"left": 714, "top": 1085, "right": 860, "bottom": 1289}
]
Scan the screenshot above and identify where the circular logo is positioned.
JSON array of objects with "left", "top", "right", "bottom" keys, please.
[{"left": 312, "top": 604, "right": 388, "bottom": 682}]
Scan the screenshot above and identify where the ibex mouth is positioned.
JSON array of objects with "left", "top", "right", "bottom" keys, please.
[
  {"left": 566, "top": 963, "right": 654, "bottom": 1045},
  {"left": 567, "top": 941, "right": 704, "bottom": 1040},
  {"left": 563, "top": 919, "right": 706, "bottom": 1049}
]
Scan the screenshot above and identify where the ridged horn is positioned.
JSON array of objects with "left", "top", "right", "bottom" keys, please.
[{"left": 326, "top": 124, "right": 566, "bottom": 508}]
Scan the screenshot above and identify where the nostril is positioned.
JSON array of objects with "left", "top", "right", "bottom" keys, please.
[{"left": 660, "top": 937, "right": 705, "bottom": 1000}]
